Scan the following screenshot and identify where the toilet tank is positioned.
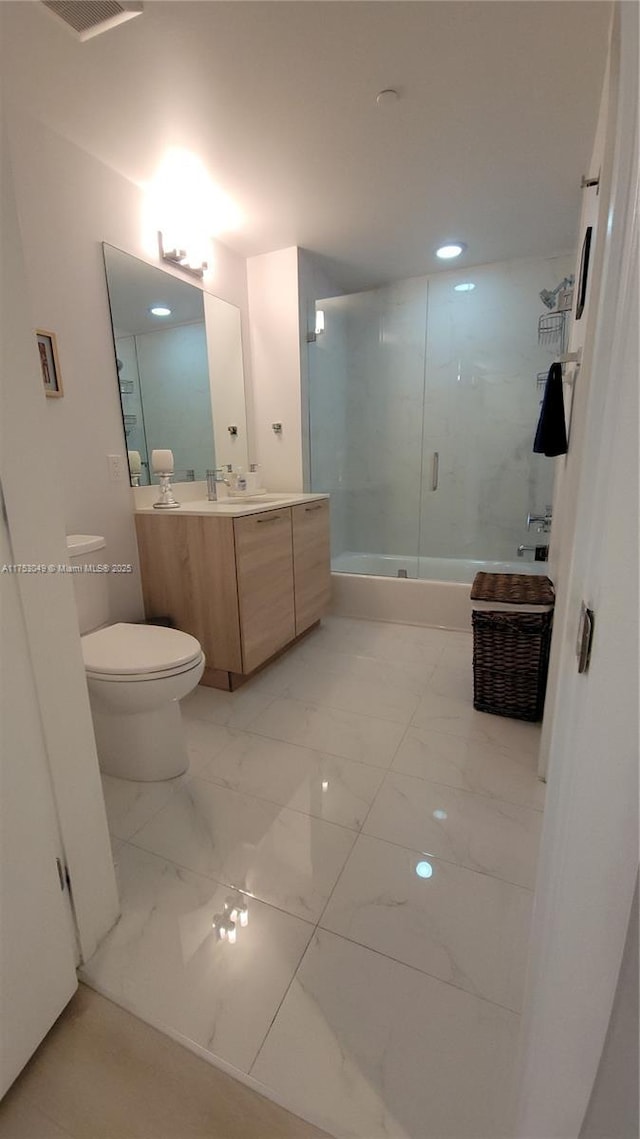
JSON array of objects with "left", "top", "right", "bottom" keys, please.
[{"left": 66, "top": 534, "right": 110, "bottom": 634}]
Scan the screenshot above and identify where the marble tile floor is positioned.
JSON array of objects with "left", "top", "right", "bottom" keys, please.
[{"left": 82, "top": 616, "right": 545, "bottom": 1139}]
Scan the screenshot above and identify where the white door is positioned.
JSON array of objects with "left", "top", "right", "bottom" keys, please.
[
  {"left": 0, "top": 490, "right": 78, "bottom": 1098},
  {"left": 515, "top": 6, "right": 639, "bottom": 1134}
]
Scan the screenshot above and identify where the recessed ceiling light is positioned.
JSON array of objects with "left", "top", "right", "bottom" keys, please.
[
  {"left": 436, "top": 243, "right": 466, "bottom": 260},
  {"left": 150, "top": 306, "right": 171, "bottom": 317},
  {"left": 416, "top": 860, "right": 434, "bottom": 879},
  {"left": 454, "top": 282, "right": 476, "bottom": 292}
]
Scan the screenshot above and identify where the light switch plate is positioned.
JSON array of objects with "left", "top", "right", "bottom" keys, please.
[{"left": 107, "top": 454, "right": 127, "bottom": 483}]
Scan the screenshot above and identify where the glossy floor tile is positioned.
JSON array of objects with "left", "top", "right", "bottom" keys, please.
[
  {"left": 321, "top": 833, "right": 533, "bottom": 1010},
  {"left": 130, "top": 776, "right": 356, "bottom": 922},
  {"left": 192, "top": 730, "right": 385, "bottom": 831},
  {"left": 80, "top": 844, "right": 313, "bottom": 1072},
  {"left": 252, "top": 930, "right": 519, "bottom": 1139},
  {"left": 286, "top": 640, "right": 437, "bottom": 694},
  {"left": 255, "top": 657, "right": 424, "bottom": 724},
  {"left": 0, "top": 985, "right": 328, "bottom": 1139},
  {"left": 183, "top": 716, "right": 240, "bottom": 776},
  {"left": 246, "top": 696, "right": 406, "bottom": 767},
  {"left": 392, "top": 725, "right": 546, "bottom": 809},
  {"left": 181, "top": 682, "right": 277, "bottom": 730},
  {"left": 411, "top": 688, "right": 541, "bottom": 757},
  {"left": 364, "top": 770, "right": 542, "bottom": 888},
  {"left": 100, "top": 773, "right": 182, "bottom": 841},
  {"left": 82, "top": 615, "right": 545, "bottom": 1138},
  {"left": 302, "top": 616, "right": 465, "bottom": 669}
]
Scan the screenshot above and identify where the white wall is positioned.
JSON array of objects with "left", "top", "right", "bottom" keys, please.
[
  {"left": 247, "top": 247, "right": 303, "bottom": 492},
  {"left": 204, "top": 293, "right": 250, "bottom": 472},
  {"left": 6, "top": 110, "right": 252, "bottom": 622}
]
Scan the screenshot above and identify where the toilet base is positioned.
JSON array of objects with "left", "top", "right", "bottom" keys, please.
[{"left": 90, "top": 699, "right": 189, "bottom": 781}]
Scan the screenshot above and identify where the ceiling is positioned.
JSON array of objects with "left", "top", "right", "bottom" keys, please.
[{"left": 4, "top": 1, "right": 611, "bottom": 290}]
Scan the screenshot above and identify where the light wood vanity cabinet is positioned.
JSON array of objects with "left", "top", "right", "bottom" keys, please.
[{"left": 135, "top": 498, "right": 330, "bottom": 689}]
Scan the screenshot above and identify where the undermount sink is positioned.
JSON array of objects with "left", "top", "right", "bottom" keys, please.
[
  {"left": 224, "top": 493, "right": 291, "bottom": 503},
  {"left": 187, "top": 494, "right": 297, "bottom": 508}
]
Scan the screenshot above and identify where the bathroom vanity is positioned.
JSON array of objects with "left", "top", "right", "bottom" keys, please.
[{"left": 135, "top": 494, "right": 330, "bottom": 689}]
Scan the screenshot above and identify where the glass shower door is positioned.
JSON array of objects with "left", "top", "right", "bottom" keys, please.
[
  {"left": 418, "top": 256, "right": 572, "bottom": 579},
  {"left": 309, "top": 280, "right": 428, "bottom": 578}
]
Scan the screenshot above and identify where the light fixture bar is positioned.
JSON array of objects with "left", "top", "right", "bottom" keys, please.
[{"left": 158, "top": 231, "right": 208, "bottom": 279}]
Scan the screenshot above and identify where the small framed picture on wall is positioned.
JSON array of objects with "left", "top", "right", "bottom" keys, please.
[{"left": 36, "top": 329, "right": 63, "bottom": 398}]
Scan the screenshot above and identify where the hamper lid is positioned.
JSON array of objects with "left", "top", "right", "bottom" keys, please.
[{"left": 470, "top": 572, "right": 554, "bottom": 606}]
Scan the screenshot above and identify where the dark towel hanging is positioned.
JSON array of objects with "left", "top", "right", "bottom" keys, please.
[{"left": 533, "top": 362, "right": 568, "bottom": 456}]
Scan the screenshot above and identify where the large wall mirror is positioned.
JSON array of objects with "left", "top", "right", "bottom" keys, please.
[{"left": 103, "top": 244, "right": 249, "bottom": 485}]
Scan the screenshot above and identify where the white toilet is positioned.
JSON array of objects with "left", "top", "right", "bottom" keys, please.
[{"left": 67, "top": 535, "right": 205, "bottom": 781}]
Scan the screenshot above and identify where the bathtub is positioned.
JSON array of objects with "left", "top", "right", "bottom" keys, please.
[{"left": 329, "top": 551, "right": 548, "bottom": 632}]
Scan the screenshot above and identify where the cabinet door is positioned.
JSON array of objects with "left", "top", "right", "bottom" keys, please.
[
  {"left": 135, "top": 514, "right": 242, "bottom": 673},
  {"left": 234, "top": 509, "right": 295, "bottom": 673},
  {"left": 292, "top": 499, "right": 331, "bottom": 635}
]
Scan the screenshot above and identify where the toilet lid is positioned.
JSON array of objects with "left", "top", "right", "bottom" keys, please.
[{"left": 82, "top": 623, "right": 202, "bottom": 677}]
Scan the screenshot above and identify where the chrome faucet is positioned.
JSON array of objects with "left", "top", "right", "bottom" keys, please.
[
  {"left": 527, "top": 505, "right": 552, "bottom": 533},
  {"left": 518, "top": 544, "right": 538, "bottom": 557}
]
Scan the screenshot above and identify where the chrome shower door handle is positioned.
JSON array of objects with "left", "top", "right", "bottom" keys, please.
[{"left": 431, "top": 452, "right": 439, "bottom": 491}]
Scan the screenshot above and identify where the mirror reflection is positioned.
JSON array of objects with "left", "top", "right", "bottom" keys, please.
[{"left": 103, "top": 244, "right": 248, "bottom": 485}]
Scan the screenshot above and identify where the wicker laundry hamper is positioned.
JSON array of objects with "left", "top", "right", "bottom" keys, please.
[{"left": 470, "top": 572, "right": 555, "bottom": 722}]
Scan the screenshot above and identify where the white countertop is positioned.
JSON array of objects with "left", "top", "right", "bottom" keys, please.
[{"left": 134, "top": 492, "right": 329, "bottom": 518}]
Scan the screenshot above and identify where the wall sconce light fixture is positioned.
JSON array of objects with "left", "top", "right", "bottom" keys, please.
[{"left": 158, "top": 231, "right": 208, "bottom": 279}]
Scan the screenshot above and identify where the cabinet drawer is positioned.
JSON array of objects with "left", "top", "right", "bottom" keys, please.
[
  {"left": 292, "top": 499, "right": 331, "bottom": 635},
  {"left": 234, "top": 509, "right": 295, "bottom": 673}
]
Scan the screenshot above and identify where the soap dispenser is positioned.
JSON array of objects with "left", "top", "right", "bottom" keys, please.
[{"left": 246, "top": 464, "right": 261, "bottom": 494}]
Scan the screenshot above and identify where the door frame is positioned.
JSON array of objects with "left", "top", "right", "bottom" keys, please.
[{"left": 514, "top": 4, "right": 639, "bottom": 1134}]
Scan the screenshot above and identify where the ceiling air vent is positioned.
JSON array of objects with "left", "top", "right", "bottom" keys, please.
[{"left": 41, "top": 1, "right": 143, "bottom": 41}]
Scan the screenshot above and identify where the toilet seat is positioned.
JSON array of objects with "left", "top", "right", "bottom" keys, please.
[{"left": 82, "top": 622, "right": 203, "bottom": 681}]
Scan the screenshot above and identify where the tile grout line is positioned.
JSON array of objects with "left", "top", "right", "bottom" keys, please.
[
  {"left": 383, "top": 765, "right": 545, "bottom": 814},
  {"left": 247, "top": 920, "right": 317, "bottom": 1079},
  {"left": 180, "top": 769, "right": 375, "bottom": 836},
  {"left": 308, "top": 718, "right": 415, "bottom": 936},
  {"left": 114, "top": 837, "right": 321, "bottom": 930},
  {"left": 105, "top": 775, "right": 187, "bottom": 845},
  {"left": 312, "top": 924, "right": 526, "bottom": 1017},
  {"left": 186, "top": 711, "right": 398, "bottom": 775}
]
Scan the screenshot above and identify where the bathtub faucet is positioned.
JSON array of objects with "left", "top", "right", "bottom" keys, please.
[{"left": 518, "top": 544, "right": 549, "bottom": 561}]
